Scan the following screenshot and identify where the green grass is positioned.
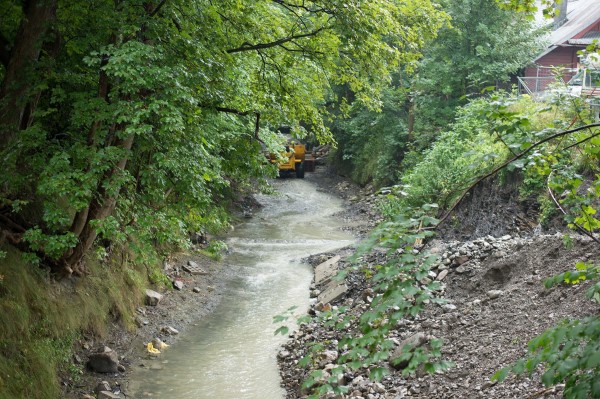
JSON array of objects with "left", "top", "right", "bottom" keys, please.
[{"left": 0, "top": 244, "right": 152, "bottom": 399}]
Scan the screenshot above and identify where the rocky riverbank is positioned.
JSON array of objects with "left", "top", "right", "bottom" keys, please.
[
  {"left": 64, "top": 249, "right": 235, "bottom": 399},
  {"left": 278, "top": 176, "right": 600, "bottom": 398}
]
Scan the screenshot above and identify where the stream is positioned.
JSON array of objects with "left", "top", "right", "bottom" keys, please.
[{"left": 129, "top": 177, "right": 354, "bottom": 398}]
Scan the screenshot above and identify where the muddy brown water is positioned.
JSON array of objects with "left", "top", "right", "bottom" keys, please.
[{"left": 129, "top": 178, "right": 354, "bottom": 398}]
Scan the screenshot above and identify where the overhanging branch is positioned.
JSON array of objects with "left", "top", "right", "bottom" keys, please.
[
  {"left": 149, "top": 0, "right": 168, "bottom": 17},
  {"left": 212, "top": 106, "right": 264, "bottom": 144},
  {"left": 271, "top": 0, "right": 334, "bottom": 15},
  {"left": 226, "top": 27, "right": 327, "bottom": 54},
  {"left": 433, "top": 122, "right": 600, "bottom": 230}
]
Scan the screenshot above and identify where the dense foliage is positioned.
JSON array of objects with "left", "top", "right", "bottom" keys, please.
[
  {"left": 415, "top": 0, "right": 543, "bottom": 126},
  {"left": 0, "top": 0, "right": 448, "bottom": 275},
  {"left": 329, "top": 0, "right": 542, "bottom": 186},
  {"left": 2, "top": 0, "right": 599, "bottom": 397}
]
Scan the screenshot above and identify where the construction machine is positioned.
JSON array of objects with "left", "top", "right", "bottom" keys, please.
[{"left": 269, "top": 143, "right": 306, "bottom": 178}]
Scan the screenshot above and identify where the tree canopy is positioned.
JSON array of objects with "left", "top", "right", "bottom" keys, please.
[{"left": 0, "top": 0, "right": 448, "bottom": 273}]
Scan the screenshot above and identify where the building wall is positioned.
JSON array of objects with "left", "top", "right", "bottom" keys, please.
[{"left": 525, "top": 46, "right": 580, "bottom": 78}]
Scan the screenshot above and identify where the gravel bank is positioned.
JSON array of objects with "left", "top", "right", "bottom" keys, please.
[{"left": 278, "top": 171, "right": 600, "bottom": 399}]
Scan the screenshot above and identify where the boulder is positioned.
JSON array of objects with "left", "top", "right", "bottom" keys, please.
[
  {"left": 145, "top": 289, "right": 163, "bottom": 306},
  {"left": 87, "top": 346, "right": 119, "bottom": 373},
  {"left": 173, "top": 280, "right": 184, "bottom": 290},
  {"left": 389, "top": 333, "right": 429, "bottom": 370}
]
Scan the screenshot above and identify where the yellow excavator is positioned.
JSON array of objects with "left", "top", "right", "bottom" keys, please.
[{"left": 269, "top": 143, "right": 306, "bottom": 178}]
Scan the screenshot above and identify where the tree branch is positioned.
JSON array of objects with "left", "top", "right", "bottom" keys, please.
[
  {"left": 211, "top": 106, "right": 264, "bottom": 144},
  {"left": 562, "top": 129, "right": 600, "bottom": 150},
  {"left": 271, "top": 0, "right": 334, "bottom": 15},
  {"left": 215, "top": 106, "right": 251, "bottom": 116},
  {"left": 432, "top": 123, "right": 600, "bottom": 229},
  {"left": 226, "top": 27, "right": 327, "bottom": 54},
  {"left": 0, "top": 213, "right": 26, "bottom": 233},
  {"left": 149, "top": 0, "right": 168, "bottom": 17}
]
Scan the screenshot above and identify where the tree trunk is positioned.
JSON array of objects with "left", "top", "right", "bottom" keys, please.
[
  {"left": 0, "top": 0, "right": 57, "bottom": 147},
  {"left": 68, "top": 59, "right": 111, "bottom": 238},
  {"left": 407, "top": 95, "right": 415, "bottom": 142},
  {"left": 61, "top": 133, "right": 135, "bottom": 273},
  {"left": 60, "top": 1, "right": 159, "bottom": 273}
]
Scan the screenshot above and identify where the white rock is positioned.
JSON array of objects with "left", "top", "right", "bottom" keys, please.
[
  {"left": 145, "top": 289, "right": 163, "bottom": 306},
  {"left": 161, "top": 326, "right": 179, "bottom": 335},
  {"left": 443, "top": 304, "right": 457, "bottom": 312},
  {"left": 486, "top": 290, "right": 504, "bottom": 299}
]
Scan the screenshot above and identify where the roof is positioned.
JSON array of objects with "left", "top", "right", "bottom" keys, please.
[
  {"left": 535, "top": 0, "right": 600, "bottom": 61},
  {"left": 568, "top": 30, "right": 600, "bottom": 45}
]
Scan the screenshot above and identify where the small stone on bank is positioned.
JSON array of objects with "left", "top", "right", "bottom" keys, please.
[
  {"left": 94, "top": 381, "right": 110, "bottom": 394},
  {"left": 487, "top": 290, "right": 504, "bottom": 299},
  {"left": 436, "top": 269, "right": 449, "bottom": 281},
  {"left": 161, "top": 326, "right": 179, "bottom": 335},
  {"left": 97, "top": 391, "right": 120, "bottom": 399}
]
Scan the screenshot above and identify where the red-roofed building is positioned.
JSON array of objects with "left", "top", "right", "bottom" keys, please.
[{"left": 519, "top": 0, "right": 600, "bottom": 95}]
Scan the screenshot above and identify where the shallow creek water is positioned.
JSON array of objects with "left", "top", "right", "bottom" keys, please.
[{"left": 129, "top": 178, "right": 354, "bottom": 398}]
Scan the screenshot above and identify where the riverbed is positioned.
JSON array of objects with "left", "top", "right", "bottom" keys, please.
[{"left": 128, "top": 177, "right": 355, "bottom": 398}]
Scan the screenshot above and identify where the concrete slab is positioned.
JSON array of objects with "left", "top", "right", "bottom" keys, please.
[
  {"left": 314, "top": 255, "right": 341, "bottom": 284},
  {"left": 317, "top": 281, "right": 348, "bottom": 306}
]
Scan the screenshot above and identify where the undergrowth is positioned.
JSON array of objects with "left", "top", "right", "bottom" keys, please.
[{"left": 0, "top": 244, "right": 157, "bottom": 399}]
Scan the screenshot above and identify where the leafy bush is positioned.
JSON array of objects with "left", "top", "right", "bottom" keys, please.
[{"left": 400, "top": 97, "right": 509, "bottom": 208}]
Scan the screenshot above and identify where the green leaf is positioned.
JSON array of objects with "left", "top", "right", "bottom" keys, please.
[{"left": 274, "top": 326, "right": 289, "bottom": 336}]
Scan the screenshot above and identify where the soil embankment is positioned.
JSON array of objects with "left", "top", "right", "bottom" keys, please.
[{"left": 278, "top": 170, "right": 600, "bottom": 399}]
